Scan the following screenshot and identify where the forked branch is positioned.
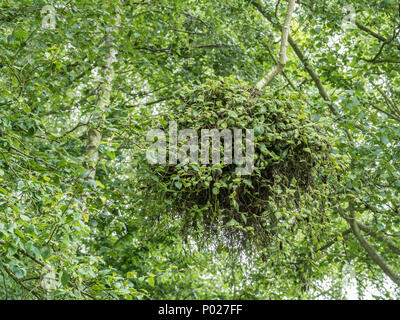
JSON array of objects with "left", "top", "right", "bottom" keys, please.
[{"left": 256, "top": 0, "right": 296, "bottom": 89}]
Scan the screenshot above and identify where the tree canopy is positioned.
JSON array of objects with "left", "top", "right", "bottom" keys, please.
[{"left": 0, "top": 0, "right": 399, "bottom": 299}]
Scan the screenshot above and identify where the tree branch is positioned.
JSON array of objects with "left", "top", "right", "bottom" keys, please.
[
  {"left": 356, "top": 222, "right": 400, "bottom": 256},
  {"left": 346, "top": 213, "right": 400, "bottom": 286},
  {"left": 256, "top": 0, "right": 296, "bottom": 89},
  {"left": 2, "top": 264, "right": 44, "bottom": 300},
  {"left": 355, "top": 21, "right": 388, "bottom": 42},
  {"left": 251, "top": 1, "right": 337, "bottom": 114}
]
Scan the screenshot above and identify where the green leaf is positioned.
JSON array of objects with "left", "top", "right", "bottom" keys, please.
[
  {"left": 61, "top": 271, "right": 71, "bottom": 286},
  {"left": 96, "top": 180, "right": 106, "bottom": 189},
  {"left": 175, "top": 181, "right": 182, "bottom": 190},
  {"left": 254, "top": 126, "right": 265, "bottom": 136},
  {"left": 147, "top": 276, "right": 155, "bottom": 287},
  {"left": 41, "top": 247, "right": 53, "bottom": 260}
]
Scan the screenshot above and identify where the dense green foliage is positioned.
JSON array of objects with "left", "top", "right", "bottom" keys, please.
[
  {"left": 140, "top": 78, "right": 343, "bottom": 250},
  {"left": 0, "top": 0, "right": 399, "bottom": 299}
]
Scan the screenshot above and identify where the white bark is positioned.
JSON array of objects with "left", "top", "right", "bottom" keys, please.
[
  {"left": 85, "top": 14, "right": 120, "bottom": 180},
  {"left": 256, "top": 0, "right": 296, "bottom": 89}
]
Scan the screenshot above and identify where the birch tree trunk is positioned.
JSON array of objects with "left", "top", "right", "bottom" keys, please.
[{"left": 84, "top": 13, "right": 120, "bottom": 182}]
